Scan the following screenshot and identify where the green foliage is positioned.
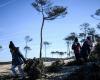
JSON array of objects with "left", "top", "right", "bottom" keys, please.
[
  {"left": 65, "top": 32, "right": 77, "bottom": 41},
  {"left": 24, "top": 36, "right": 32, "bottom": 58},
  {"left": 89, "top": 42, "right": 100, "bottom": 61},
  {"left": 97, "top": 23, "right": 100, "bottom": 29},
  {"left": 79, "top": 23, "right": 96, "bottom": 43},
  {"left": 88, "top": 28, "right": 95, "bottom": 35},
  {"left": 79, "top": 33, "right": 85, "bottom": 38},
  {"left": 89, "top": 53, "right": 98, "bottom": 62},
  {"left": 95, "top": 34, "right": 100, "bottom": 42},
  {"left": 66, "top": 60, "right": 77, "bottom": 66},
  {"left": 45, "top": 6, "right": 67, "bottom": 20},
  {"left": 80, "top": 23, "right": 90, "bottom": 38},
  {"left": 25, "top": 36, "right": 32, "bottom": 42},
  {"left": 32, "top": 0, "right": 47, "bottom": 12},
  {"left": 95, "top": 9, "right": 100, "bottom": 16},
  {"left": 24, "top": 59, "right": 44, "bottom": 79},
  {"left": 64, "top": 62, "right": 100, "bottom": 80},
  {"left": 32, "top": 0, "right": 67, "bottom": 20},
  {"left": 0, "top": 75, "right": 12, "bottom": 79},
  {"left": 43, "top": 41, "right": 50, "bottom": 45},
  {"left": 24, "top": 46, "right": 31, "bottom": 50},
  {"left": 94, "top": 43, "right": 100, "bottom": 54},
  {"left": 24, "top": 59, "right": 33, "bottom": 73},
  {"left": 0, "top": 45, "right": 2, "bottom": 49},
  {"left": 46, "top": 60, "right": 64, "bottom": 72},
  {"left": 51, "top": 51, "right": 66, "bottom": 58},
  {"left": 65, "top": 60, "right": 82, "bottom": 66},
  {"left": 91, "top": 9, "right": 100, "bottom": 20},
  {"left": 90, "top": 42, "right": 100, "bottom": 61}
]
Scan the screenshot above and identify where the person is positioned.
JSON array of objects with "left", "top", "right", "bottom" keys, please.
[
  {"left": 9, "top": 41, "right": 26, "bottom": 79},
  {"left": 72, "top": 37, "right": 81, "bottom": 62},
  {"left": 81, "top": 36, "right": 93, "bottom": 62}
]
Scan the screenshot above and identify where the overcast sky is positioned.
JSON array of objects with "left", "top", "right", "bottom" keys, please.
[{"left": 0, "top": 0, "right": 100, "bottom": 61}]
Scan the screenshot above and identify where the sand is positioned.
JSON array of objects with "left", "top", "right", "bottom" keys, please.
[
  {"left": 0, "top": 64, "right": 11, "bottom": 75},
  {"left": 0, "top": 59, "right": 74, "bottom": 77}
]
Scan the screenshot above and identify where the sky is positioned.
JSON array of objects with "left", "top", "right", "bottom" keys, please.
[{"left": 0, "top": 0, "right": 100, "bottom": 62}]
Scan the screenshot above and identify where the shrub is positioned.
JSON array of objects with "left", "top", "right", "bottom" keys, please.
[
  {"left": 90, "top": 42, "right": 100, "bottom": 61},
  {"left": 46, "top": 60, "right": 64, "bottom": 72},
  {"left": 24, "top": 58, "right": 44, "bottom": 80},
  {"left": 89, "top": 52, "right": 98, "bottom": 62},
  {"left": 65, "top": 60, "right": 84, "bottom": 66},
  {"left": 64, "top": 62, "right": 100, "bottom": 80}
]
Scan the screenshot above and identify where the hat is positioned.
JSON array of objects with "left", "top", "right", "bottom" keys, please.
[{"left": 9, "top": 41, "right": 15, "bottom": 49}]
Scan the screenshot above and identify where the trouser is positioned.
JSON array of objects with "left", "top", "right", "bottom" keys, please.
[
  {"left": 75, "top": 53, "right": 80, "bottom": 62},
  {"left": 81, "top": 50, "right": 90, "bottom": 62},
  {"left": 11, "top": 65, "right": 24, "bottom": 77}
]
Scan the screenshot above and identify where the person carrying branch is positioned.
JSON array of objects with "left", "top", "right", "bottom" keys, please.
[{"left": 9, "top": 41, "right": 26, "bottom": 79}]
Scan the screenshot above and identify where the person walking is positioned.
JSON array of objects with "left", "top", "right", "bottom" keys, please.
[
  {"left": 81, "top": 36, "right": 93, "bottom": 62},
  {"left": 72, "top": 37, "right": 81, "bottom": 62},
  {"left": 9, "top": 41, "right": 26, "bottom": 79}
]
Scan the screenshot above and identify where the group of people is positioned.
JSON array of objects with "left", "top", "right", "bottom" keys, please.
[
  {"left": 72, "top": 36, "right": 93, "bottom": 62},
  {"left": 8, "top": 37, "right": 92, "bottom": 79}
]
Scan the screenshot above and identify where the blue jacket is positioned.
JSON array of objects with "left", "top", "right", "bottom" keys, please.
[{"left": 10, "top": 47, "right": 26, "bottom": 66}]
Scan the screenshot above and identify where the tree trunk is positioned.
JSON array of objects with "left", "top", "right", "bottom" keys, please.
[
  {"left": 25, "top": 41, "right": 27, "bottom": 59},
  {"left": 45, "top": 44, "right": 46, "bottom": 60},
  {"left": 52, "top": 54, "right": 53, "bottom": 58},
  {"left": 40, "top": 18, "right": 45, "bottom": 59},
  {"left": 25, "top": 49, "right": 27, "bottom": 59}
]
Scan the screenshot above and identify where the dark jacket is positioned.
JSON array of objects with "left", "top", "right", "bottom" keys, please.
[
  {"left": 81, "top": 39, "right": 92, "bottom": 57},
  {"left": 10, "top": 47, "right": 26, "bottom": 66},
  {"left": 72, "top": 42, "right": 81, "bottom": 54}
]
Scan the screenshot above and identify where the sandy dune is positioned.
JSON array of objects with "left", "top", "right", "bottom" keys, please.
[{"left": 0, "top": 64, "right": 11, "bottom": 75}]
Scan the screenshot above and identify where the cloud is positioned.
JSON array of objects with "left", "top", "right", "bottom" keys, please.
[{"left": 0, "top": 0, "right": 16, "bottom": 8}]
